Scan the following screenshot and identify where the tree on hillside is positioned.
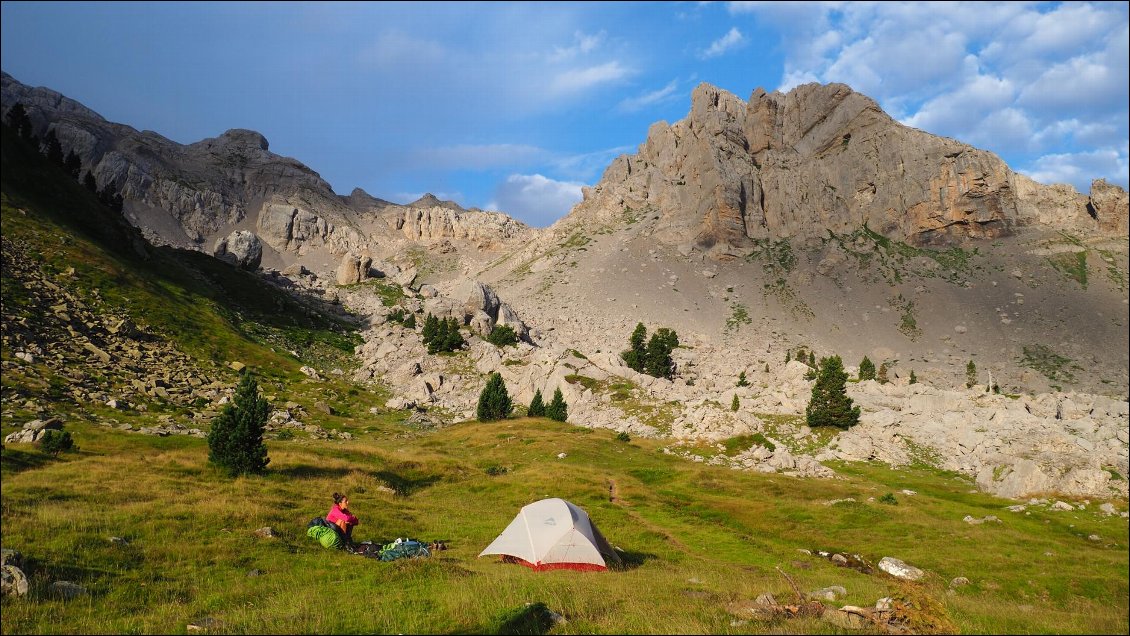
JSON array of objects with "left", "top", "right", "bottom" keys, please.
[
  {"left": 422, "top": 313, "right": 439, "bottom": 344},
  {"left": 805, "top": 356, "right": 860, "bottom": 430},
  {"left": 621, "top": 322, "right": 647, "bottom": 372},
  {"left": 527, "top": 389, "right": 545, "bottom": 417},
  {"left": 6, "top": 102, "right": 34, "bottom": 141},
  {"left": 403, "top": 312, "right": 416, "bottom": 329},
  {"left": 858, "top": 356, "right": 876, "bottom": 381},
  {"left": 82, "top": 171, "right": 98, "bottom": 193},
  {"left": 546, "top": 388, "right": 568, "bottom": 422},
  {"left": 64, "top": 150, "right": 82, "bottom": 178},
  {"left": 877, "top": 362, "right": 890, "bottom": 385},
  {"left": 785, "top": 350, "right": 792, "bottom": 364},
  {"left": 486, "top": 324, "right": 518, "bottom": 347},
  {"left": 731, "top": 394, "right": 740, "bottom": 412},
  {"left": 43, "top": 129, "right": 64, "bottom": 166},
  {"left": 965, "top": 360, "right": 977, "bottom": 389},
  {"left": 208, "top": 371, "right": 270, "bottom": 476},
  {"left": 737, "top": 371, "right": 749, "bottom": 387},
  {"left": 909, "top": 370, "right": 917, "bottom": 385},
  {"left": 39, "top": 430, "right": 76, "bottom": 458},
  {"left": 476, "top": 373, "right": 512, "bottom": 421},
  {"left": 644, "top": 327, "right": 679, "bottom": 379}
]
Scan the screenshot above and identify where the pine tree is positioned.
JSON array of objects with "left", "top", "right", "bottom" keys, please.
[
  {"left": 486, "top": 324, "right": 518, "bottom": 347},
  {"left": 546, "top": 387, "right": 568, "bottom": 422},
  {"left": 208, "top": 372, "right": 270, "bottom": 476},
  {"left": 82, "top": 171, "right": 98, "bottom": 193},
  {"left": 909, "top": 370, "right": 917, "bottom": 385},
  {"left": 422, "top": 313, "right": 439, "bottom": 344},
  {"left": 965, "top": 360, "right": 977, "bottom": 389},
  {"left": 621, "top": 322, "right": 647, "bottom": 371},
  {"left": 786, "top": 350, "right": 792, "bottom": 363},
  {"left": 877, "top": 362, "right": 890, "bottom": 385},
  {"left": 476, "top": 373, "right": 512, "bottom": 421},
  {"left": 39, "top": 429, "right": 76, "bottom": 458},
  {"left": 44, "top": 130, "right": 64, "bottom": 166},
  {"left": 403, "top": 312, "right": 416, "bottom": 329},
  {"left": 644, "top": 327, "right": 679, "bottom": 379},
  {"left": 527, "top": 389, "right": 545, "bottom": 417},
  {"left": 737, "top": 371, "right": 749, "bottom": 387},
  {"left": 64, "top": 150, "right": 82, "bottom": 178},
  {"left": 805, "top": 356, "right": 860, "bottom": 430},
  {"left": 858, "top": 356, "right": 876, "bottom": 381},
  {"left": 6, "top": 102, "right": 33, "bottom": 140},
  {"left": 442, "top": 318, "right": 465, "bottom": 351},
  {"left": 764, "top": 363, "right": 769, "bottom": 373},
  {"left": 731, "top": 394, "right": 740, "bottom": 412}
]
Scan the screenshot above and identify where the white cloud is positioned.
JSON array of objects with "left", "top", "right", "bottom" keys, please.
[
  {"left": 552, "top": 144, "right": 635, "bottom": 181},
  {"left": 550, "top": 61, "right": 632, "bottom": 95},
  {"left": 1021, "top": 148, "right": 1129, "bottom": 192},
  {"left": 405, "top": 144, "right": 549, "bottom": 170},
  {"left": 700, "top": 27, "right": 745, "bottom": 59},
  {"left": 549, "top": 30, "right": 605, "bottom": 62},
  {"left": 617, "top": 80, "right": 680, "bottom": 112},
  {"left": 489, "top": 173, "right": 585, "bottom": 227}
]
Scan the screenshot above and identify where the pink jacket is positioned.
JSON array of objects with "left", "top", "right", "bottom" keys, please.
[{"left": 327, "top": 504, "right": 359, "bottom": 527}]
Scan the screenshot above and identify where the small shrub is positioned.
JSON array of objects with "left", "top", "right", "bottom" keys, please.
[
  {"left": 909, "top": 370, "right": 917, "bottom": 385},
  {"left": 737, "top": 371, "right": 749, "bottom": 387},
  {"left": 275, "top": 428, "right": 295, "bottom": 441},
  {"left": 751, "top": 432, "right": 775, "bottom": 452},
  {"left": 731, "top": 394, "right": 740, "bottom": 411},
  {"left": 486, "top": 324, "right": 518, "bottom": 347},
  {"left": 485, "top": 465, "right": 509, "bottom": 476},
  {"left": 39, "top": 429, "right": 76, "bottom": 457},
  {"left": 879, "top": 493, "right": 898, "bottom": 505},
  {"left": 615, "top": 431, "right": 631, "bottom": 442}
]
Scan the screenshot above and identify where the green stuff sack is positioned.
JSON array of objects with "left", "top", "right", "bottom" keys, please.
[{"left": 306, "top": 524, "right": 341, "bottom": 549}]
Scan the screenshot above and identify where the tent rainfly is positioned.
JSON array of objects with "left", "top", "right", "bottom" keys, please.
[{"left": 479, "top": 498, "right": 621, "bottom": 572}]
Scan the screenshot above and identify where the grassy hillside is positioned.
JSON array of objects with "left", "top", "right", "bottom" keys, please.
[{"left": 2, "top": 126, "right": 1128, "bottom": 634}]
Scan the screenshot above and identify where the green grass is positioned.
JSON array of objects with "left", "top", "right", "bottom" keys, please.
[
  {"left": 1047, "top": 251, "right": 1089, "bottom": 289},
  {"left": 1019, "top": 344, "right": 1078, "bottom": 384},
  {"left": 724, "top": 303, "right": 752, "bottom": 334}
]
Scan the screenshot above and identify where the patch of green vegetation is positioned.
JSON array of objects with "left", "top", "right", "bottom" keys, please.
[
  {"left": 1047, "top": 251, "right": 1088, "bottom": 288},
  {"left": 1104, "top": 466, "right": 1124, "bottom": 481},
  {"left": 762, "top": 277, "right": 814, "bottom": 319},
  {"left": 568, "top": 348, "right": 588, "bottom": 360},
  {"left": 560, "top": 232, "right": 591, "bottom": 250},
  {"left": 1096, "top": 249, "right": 1127, "bottom": 291},
  {"left": 724, "top": 302, "right": 752, "bottom": 334},
  {"left": 745, "top": 238, "right": 796, "bottom": 273},
  {"left": 720, "top": 433, "right": 775, "bottom": 456},
  {"left": 904, "top": 439, "right": 944, "bottom": 469},
  {"left": 824, "top": 224, "right": 980, "bottom": 286},
  {"left": 563, "top": 374, "right": 601, "bottom": 391},
  {"left": 1019, "top": 344, "right": 1077, "bottom": 383},
  {"left": 890, "top": 294, "right": 922, "bottom": 341},
  {"left": 342, "top": 279, "right": 406, "bottom": 307}
]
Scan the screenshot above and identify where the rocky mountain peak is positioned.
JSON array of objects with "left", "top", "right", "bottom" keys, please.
[
  {"left": 410, "top": 193, "right": 464, "bottom": 211},
  {"left": 572, "top": 80, "right": 1127, "bottom": 257}
]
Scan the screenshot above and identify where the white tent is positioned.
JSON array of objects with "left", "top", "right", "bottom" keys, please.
[{"left": 479, "top": 498, "right": 621, "bottom": 571}]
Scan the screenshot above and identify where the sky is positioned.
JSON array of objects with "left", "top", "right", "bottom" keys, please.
[{"left": 2, "top": 1, "right": 1127, "bottom": 227}]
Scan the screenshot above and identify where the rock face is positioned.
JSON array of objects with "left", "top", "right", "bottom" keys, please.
[
  {"left": 570, "top": 82, "right": 1128, "bottom": 256},
  {"left": 336, "top": 252, "right": 372, "bottom": 285},
  {"left": 392, "top": 194, "right": 531, "bottom": 245},
  {"left": 213, "top": 230, "right": 263, "bottom": 270}
]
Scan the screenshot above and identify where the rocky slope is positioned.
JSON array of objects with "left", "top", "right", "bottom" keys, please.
[{"left": 4, "top": 72, "right": 1127, "bottom": 501}]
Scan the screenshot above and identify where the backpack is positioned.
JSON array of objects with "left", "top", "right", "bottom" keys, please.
[
  {"left": 378, "top": 538, "right": 430, "bottom": 561},
  {"left": 306, "top": 517, "right": 343, "bottom": 549}
]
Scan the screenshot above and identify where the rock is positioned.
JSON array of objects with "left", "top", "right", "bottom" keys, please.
[
  {"left": 385, "top": 398, "right": 416, "bottom": 410},
  {"left": 0, "top": 549, "right": 23, "bottom": 568},
  {"left": 336, "top": 252, "right": 372, "bottom": 285},
  {"left": 49, "top": 580, "right": 88, "bottom": 600},
  {"left": 228, "top": 361, "right": 245, "bottom": 372},
  {"left": 1088, "top": 534, "right": 1102, "bottom": 542},
  {"left": 1100, "top": 503, "right": 1117, "bottom": 515},
  {"left": 253, "top": 527, "right": 276, "bottom": 538},
  {"left": 247, "top": 569, "right": 265, "bottom": 577},
  {"left": 875, "top": 597, "right": 894, "bottom": 610},
  {"left": 823, "top": 608, "right": 867, "bottom": 630},
  {"left": 109, "top": 537, "right": 129, "bottom": 545},
  {"left": 810, "top": 585, "right": 847, "bottom": 601},
  {"left": 755, "top": 593, "right": 778, "bottom": 607},
  {"left": 950, "top": 577, "right": 970, "bottom": 587},
  {"left": 3, "top": 417, "right": 64, "bottom": 444},
  {"left": 831, "top": 553, "right": 848, "bottom": 566},
  {"left": 213, "top": 230, "right": 262, "bottom": 270},
  {"left": 187, "top": 616, "right": 224, "bottom": 632},
  {"left": 1, "top": 565, "right": 29, "bottom": 597},
  {"left": 1050, "top": 501, "right": 1075, "bottom": 511},
  {"left": 878, "top": 556, "right": 924, "bottom": 581},
  {"left": 299, "top": 366, "right": 321, "bottom": 379},
  {"left": 419, "top": 284, "right": 438, "bottom": 299},
  {"left": 314, "top": 401, "right": 334, "bottom": 415}
]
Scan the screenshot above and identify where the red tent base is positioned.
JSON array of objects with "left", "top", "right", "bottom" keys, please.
[{"left": 503, "top": 556, "right": 607, "bottom": 572}]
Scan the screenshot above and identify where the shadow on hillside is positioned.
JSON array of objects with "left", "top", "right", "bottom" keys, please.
[
  {"left": 374, "top": 469, "right": 441, "bottom": 496},
  {"left": 0, "top": 447, "right": 56, "bottom": 477},
  {"left": 610, "top": 549, "right": 654, "bottom": 571},
  {"left": 274, "top": 464, "right": 353, "bottom": 479}
]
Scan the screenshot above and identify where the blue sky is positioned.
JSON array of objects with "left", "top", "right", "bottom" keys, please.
[{"left": 2, "top": 1, "right": 1127, "bottom": 227}]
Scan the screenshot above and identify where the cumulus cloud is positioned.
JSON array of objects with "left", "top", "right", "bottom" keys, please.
[
  {"left": 550, "top": 61, "right": 632, "bottom": 95},
  {"left": 700, "top": 27, "right": 745, "bottom": 59},
  {"left": 1021, "top": 148, "right": 1129, "bottom": 192},
  {"left": 732, "top": 2, "right": 1129, "bottom": 185},
  {"left": 487, "top": 173, "right": 585, "bottom": 227},
  {"left": 617, "top": 80, "right": 680, "bottom": 112}
]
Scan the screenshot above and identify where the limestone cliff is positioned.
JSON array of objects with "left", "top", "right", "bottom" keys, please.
[{"left": 570, "top": 82, "right": 1128, "bottom": 256}]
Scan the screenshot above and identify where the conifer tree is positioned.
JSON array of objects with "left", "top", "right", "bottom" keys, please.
[
  {"left": 486, "top": 324, "right": 518, "bottom": 347},
  {"left": 546, "top": 387, "right": 568, "bottom": 422},
  {"left": 403, "top": 312, "right": 416, "bottom": 329},
  {"left": 737, "top": 371, "right": 749, "bottom": 387},
  {"left": 44, "top": 130, "right": 64, "bottom": 166},
  {"left": 858, "top": 356, "right": 876, "bottom": 381},
  {"left": 442, "top": 318, "right": 465, "bottom": 351},
  {"left": 805, "top": 356, "right": 860, "bottom": 430},
  {"left": 621, "top": 322, "right": 648, "bottom": 371},
  {"left": 731, "top": 394, "right": 740, "bottom": 412},
  {"left": 877, "top": 362, "right": 890, "bottom": 385},
  {"left": 644, "top": 327, "right": 679, "bottom": 379},
  {"left": 64, "top": 150, "right": 82, "bottom": 178},
  {"left": 527, "top": 389, "right": 545, "bottom": 417},
  {"left": 786, "top": 350, "right": 792, "bottom": 363},
  {"left": 909, "top": 370, "right": 917, "bottom": 385},
  {"left": 422, "top": 313, "right": 439, "bottom": 344},
  {"left": 965, "top": 360, "right": 977, "bottom": 389},
  {"left": 208, "top": 372, "right": 270, "bottom": 476},
  {"left": 476, "top": 373, "right": 512, "bottom": 421},
  {"left": 6, "top": 102, "right": 33, "bottom": 140}
]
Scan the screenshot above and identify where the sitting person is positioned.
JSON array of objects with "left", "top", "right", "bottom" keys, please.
[{"left": 326, "top": 492, "right": 360, "bottom": 544}]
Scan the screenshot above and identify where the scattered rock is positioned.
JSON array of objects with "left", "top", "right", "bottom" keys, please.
[
  {"left": 1, "top": 565, "right": 30, "bottom": 597},
  {"left": 253, "top": 527, "right": 276, "bottom": 539},
  {"left": 1088, "top": 534, "right": 1102, "bottom": 542},
  {"left": 1050, "top": 501, "right": 1074, "bottom": 511},
  {"left": 809, "top": 585, "right": 847, "bottom": 601},
  {"left": 247, "top": 569, "right": 265, "bottom": 577},
  {"left": 950, "top": 577, "right": 970, "bottom": 587},
  {"left": 878, "top": 556, "right": 924, "bottom": 581},
  {"left": 187, "top": 616, "right": 224, "bottom": 632}
]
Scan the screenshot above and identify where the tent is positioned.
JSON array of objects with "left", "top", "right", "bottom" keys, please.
[{"left": 479, "top": 498, "right": 621, "bottom": 572}]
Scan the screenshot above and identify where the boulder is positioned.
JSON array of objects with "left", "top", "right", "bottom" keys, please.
[
  {"left": 336, "top": 252, "right": 372, "bottom": 285},
  {"left": 213, "top": 230, "right": 262, "bottom": 270},
  {"left": 1, "top": 565, "right": 29, "bottom": 597},
  {"left": 878, "top": 556, "right": 924, "bottom": 581}
]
